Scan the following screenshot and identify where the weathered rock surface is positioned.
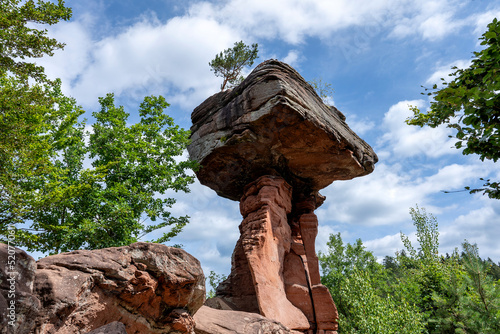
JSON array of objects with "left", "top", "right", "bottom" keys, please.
[
  {"left": 188, "top": 60, "right": 373, "bottom": 333},
  {"left": 216, "top": 176, "right": 338, "bottom": 332},
  {"left": 84, "top": 321, "right": 127, "bottom": 334},
  {"left": 0, "top": 242, "right": 204, "bottom": 334},
  {"left": 194, "top": 305, "right": 293, "bottom": 334},
  {"left": 217, "top": 176, "right": 309, "bottom": 329},
  {"left": 34, "top": 242, "right": 204, "bottom": 334},
  {"left": 0, "top": 243, "right": 40, "bottom": 334},
  {"left": 188, "top": 59, "right": 377, "bottom": 201}
]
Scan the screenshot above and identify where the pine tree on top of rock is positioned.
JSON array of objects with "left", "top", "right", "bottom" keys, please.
[{"left": 209, "top": 41, "right": 259, "bottom": 91}]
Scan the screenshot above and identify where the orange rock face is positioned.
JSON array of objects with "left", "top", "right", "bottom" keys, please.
[
  {"left": 188, "top": 59, "right": 376, "bottom": 334},
  {"left": 33, "top": 243, "right": 205, "bottom": 334},
  {"left": 217, "top": 176, "right": 338, "bottom": 332}
]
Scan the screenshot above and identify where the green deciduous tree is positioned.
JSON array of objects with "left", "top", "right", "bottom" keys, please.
[
  {"left": 320, "top": 206, "right": 500, "bottom": 333},
  {"left": 0, "top": 0, "right": 71, "bottom": 82},
  {"left": 319, "top": 233, "right": 424, "bottom": 334},
  {"left": 398, "top": 207, "right": 500, "bottom": 334},
  {"left": 398, "top": 207, "right": 460, "bottom": 333},
  {"left": 407, "top": 19, "right": 500, "bottom": 199},
  {"left": 206, "top": 270, "right": 227, "bottom": 299},
  {"left": 9, "top": 94, "right": 197, "bottom": 254},
  {"left": 0, "top": 76, "right": 84, "bottom": 236},
  {"left": 209, "top": 41, "right": 259, "bottom": 91},
  {"left": 1, "top": 0, "right": 197, "bottom": 253},
  {"left": 0, "top": 0, "right": 78, "bottom": 236}
]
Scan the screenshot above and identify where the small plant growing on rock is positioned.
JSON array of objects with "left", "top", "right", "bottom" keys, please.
[{"left": 209, "top": 41, "right": 259, "bottom": 91}]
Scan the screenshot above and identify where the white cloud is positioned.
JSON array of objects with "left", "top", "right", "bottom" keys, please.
[
  {"left": 316, "top": 98, "right": 495, "bottom": 228},
  {"left": 390, "top": 1, "right": 467, "bottom": 41},
  {"left": 38, "top": 19, "right": 94, "bottom": 93},
  {"left": 39, "top": 12, "right": 243, "bottom": 109},
  {"left": 440, "top": 198, "right": 500, "bottom": 257},
  {"left": 471, "top": 9, "right": 500, "bottom": 36},
  {"left": 317, "top": 163, "right": 423, "bottom": 227},
  {"left": 282, "top": 50, "right": 301, "bottom": 67},
  {"left": 345, "top": 114, "right": 375, "bottom": 136},
  {"left": 191, "top": 0, "right": 480, "bottom": 44},
  {"left": 425, "top": 59, "right": 472, "bottom": 86},
  {"left": 37, "top": 0, "right": 500, "bottom": 112},
  {"left": 316, "top": 224, "right": 336, "bottom": 255},
  {"left": 418, "top": 12, "right": 463, "bottom": 41},
  {"left": 364, "top": 233, "right": 404, "bottom": 259},
  {"left": 380, "top": 100, "right": 457, "bottom": 159},
  {"left": 360, "top": 197, "right": 500, "bottom": 262}
]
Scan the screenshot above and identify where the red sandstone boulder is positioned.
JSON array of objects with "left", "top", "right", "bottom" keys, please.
[
  {"left": 34, "top": 242, "right": 205, "bottom": 334},
  {"left": 194, "top": 305, "right": 294, "bottom": 334},
  {"left": 0, "top": 243, "right": 40, "bottom": 334},
  {"left": 84, "top": 321, "right": 127, "bottom": 334}
]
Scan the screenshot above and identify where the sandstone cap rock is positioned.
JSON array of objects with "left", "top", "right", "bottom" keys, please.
[{"left": 188, "top": 59, "right": 377, "bottom": 201}]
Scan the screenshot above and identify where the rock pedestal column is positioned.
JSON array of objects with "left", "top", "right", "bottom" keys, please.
[
  {"left": 188, "top": 60, "right": 378, "bottom": 334},
  {"left": 217, "top": 176, "right": 338, "bottom": 333}
]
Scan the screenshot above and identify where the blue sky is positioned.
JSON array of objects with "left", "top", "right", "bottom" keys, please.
[{"left": 33, "top": 0, "right": 500, "bottom": 275}]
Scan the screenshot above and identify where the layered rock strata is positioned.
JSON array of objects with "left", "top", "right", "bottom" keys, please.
[
  {"left": 0, "top": 243, "right": 205, "bottom": 334},
  {"left": 217, "top": 176, "right": 309, "bottom": 330},
  {"left": 216, "top": 176, "right": 338, "bottom": 332},
  {"left": 188, "top": 60, "right": 377, "bottom": 201},
  {"left": 188, "top": 59, "right": 377, "bottom": 333}
]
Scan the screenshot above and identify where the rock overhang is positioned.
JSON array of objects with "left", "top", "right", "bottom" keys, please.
[{"left": 188, "top": 59, "right": 378, "bottom": 201}]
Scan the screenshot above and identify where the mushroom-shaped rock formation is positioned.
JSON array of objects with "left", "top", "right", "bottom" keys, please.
[
  {"left": 188, "top": 60, "right": 377, "bottom": 334},
  {"left": 189, "top": 59, "right": 377, "bottom": 201}
]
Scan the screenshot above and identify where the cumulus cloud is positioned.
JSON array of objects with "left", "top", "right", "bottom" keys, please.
[
  {"left": 345, "top": 114, "right": 375, "bottom": 136},
  {"left": 425, "top": 59, "right": 472, "bottom": 86},
  {"left": 37, "top": 0, "right": 500, "bottom": 112},
  {"left": 389, "top": 1, "right": 467, "bottom": 41},
  {"left": 379, "top": 100, "right": 457, "bottom": 159},
  {"left": 316, "top": 97, "right": 495, "bottom": 226},
  {"left": 317, "top": 162, "right": 434, "bottom": 227},
  {"left": 38, "top": 19, "right": 94, "bottom": 93},
  {"left": 193, "top": 0, "right": 482, "bottom": 44},
  {"left": 39, "top": 11, "right": 243, "bottom": 109},
  {"left": 282, "top": 49, "right": 301, "bottom": 67},
  {"left": 441, "top": 199, "right": 500, "bottom": 260},
  {"left": 360, "top": 196, "right": 500, "bottom": 261},
  {"left": 364, "top": 233, "right": 404, "bottom": 259},
  {"left": 189, "top": 0, "right": 389, "bottom": 44}
]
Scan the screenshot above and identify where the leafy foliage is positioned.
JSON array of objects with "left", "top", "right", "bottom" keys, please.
[
  {"left": 319, "top": 233, "right": 424, "bottom": 334},
  {"left": 5, "top": 94, "right": 197, "bottom": 254},
  {"left": 206, "top": 270, "right": 227, "bottom": 299},
  {"left": 309, "top": 78, "right": 334, "bottom": 105},
  {"left": 209, "top": 41, "right": 259, "bottom": 91},
  {"left": 0, "top": 0, "right": 79, "bottom": 236},
  {"left": 320, "top": 207, "right": 500, "bottom": 333},
  {"left": 0, "top": 76, "right": 84, "bottom": 236},
  {"left": 407, "top": 19, "right": 500, "bottom": 199},
  {"left": 0, "top": 0, "right": 72, "bottom": 83},
  {"left": 1, "top": 0, "right": 197, "bottom": 253}
]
